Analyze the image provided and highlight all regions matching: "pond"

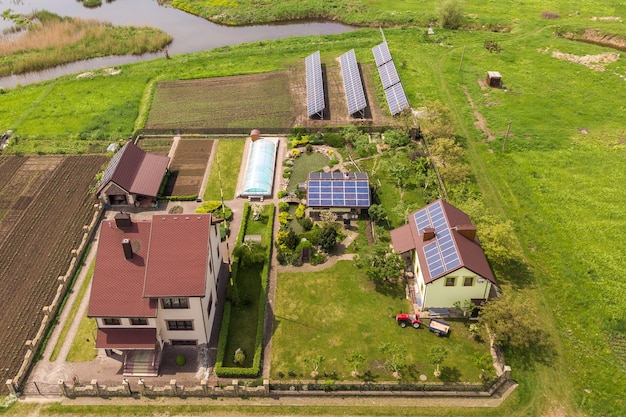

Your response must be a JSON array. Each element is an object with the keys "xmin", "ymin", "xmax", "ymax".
[{"xmin": 0, "ymin": 0, "xmax": 354, "ymax": 87}]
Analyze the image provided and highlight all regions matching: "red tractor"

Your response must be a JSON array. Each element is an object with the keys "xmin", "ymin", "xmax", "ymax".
[{"xmin": 395, "ymin": 313, "xmax": 421, "ymax": 329}]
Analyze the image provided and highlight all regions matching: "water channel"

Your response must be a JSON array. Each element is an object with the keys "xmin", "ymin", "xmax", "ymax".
[{"xmin": 0, "ymin": 0, "xmax": 354, "ymax": 88}]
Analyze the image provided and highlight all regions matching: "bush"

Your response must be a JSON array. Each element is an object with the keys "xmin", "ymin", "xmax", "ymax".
[
  {"xmin": 306, "ymin": 143, "xmax": 313, "ymax": 153},
  {"xmin": 196, "ymin": 201, "xmax": 233, "ymax": 220},
  {"xmin": 282, "ymin": 170, "xmax": 291, "ymax": 179},
  {"xmin": 295, "ymin": 203, "xmax": 305, "ymax": 219},
  {"xmin": 277, "ymin": 190, "xmax": 288, "ymax": 199},
  {"xmin": 299, "ymin": 216, "xmax": 314, "ymax": 231},
  {"xmin": 323, "ymin": 133, "xmax": 345, "ymax": 148},
  {"xmin": 438, "ymin": 0, "xmax": 464, "ymax": 29},
  {"xmin": 278, "ymin": 201, "xmax": 290, "ymax": 212},
  {"xmin": 176, "ymin": 355, "xmax": 186, "ymax": 366},
  {"xmin": 383, "ymin": 130, "xmax": 411, "ymax": 148},
  {"xmin": 328, "ymin": 157, "xmax": 339, "ymax": 168}
]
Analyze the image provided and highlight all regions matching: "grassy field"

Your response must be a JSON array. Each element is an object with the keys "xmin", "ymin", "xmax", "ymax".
[
  {"xmin": 203, "ymin": 139, "xmax": 245, "ymax": 201},
  {"xmin": 287, "ymin": 152, "xmax": 329, "ymax": 191},
  {"xmin": 272, "ymin": 261, "xmax": 492, "ymax": 382}
]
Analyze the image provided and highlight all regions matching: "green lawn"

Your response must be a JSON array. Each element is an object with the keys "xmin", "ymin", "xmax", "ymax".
[
  {"xmin": 245, "ymin": 204, "xmax": 273, "ymax": 245},
  {"xmin": 287, "ymin": 152, "xmax": 329, "ymax": 191},
  {"xmin": 272, "ymin": 261, "xmax": 491, "ymax": 382},
  {"xmin": 203, "ymin": 139, "xmax": 245, "ymax": 201},
  {"xmin": 66, "ymin": 313, "xmax": 97, "ymax": 363}
]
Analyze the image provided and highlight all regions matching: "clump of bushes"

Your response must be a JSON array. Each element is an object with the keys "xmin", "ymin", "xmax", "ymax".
[
  {"xmin": 176, "ymin": 355, "xmax": 186, "ymax": 366},
  {"xmin": 196, "ymin": 201, "xmax": 233, "ymax": 220}
]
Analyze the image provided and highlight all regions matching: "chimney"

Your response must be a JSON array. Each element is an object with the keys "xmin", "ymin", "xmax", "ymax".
[
  {"xmin": 122, "ymin": 238, "xmax": 133, "ymax": 260},
  {"xmin": 422, "ymin": 227, "xmax": 435, "ymax": 241},
  {"xmin": 114, "ymin": 212, "xmax": 132, "ymax": 228},
  {"xmin": 456, "ymin": 224, "xmax": 477, "ymax": 240}
]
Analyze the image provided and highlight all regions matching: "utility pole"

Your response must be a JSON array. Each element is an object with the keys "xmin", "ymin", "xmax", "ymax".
[{"xmin": 502, "ymin": 120, "xmax": 512, "ymax": 152}]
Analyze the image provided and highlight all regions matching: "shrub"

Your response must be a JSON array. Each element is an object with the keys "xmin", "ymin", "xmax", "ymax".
[
  {"xmin": 323, "ymin": 133, "xmax": 345, "ymax": 148},
  {"xmin": 277, "ymin": 190, "xmax": 288, "ymax": 199},
  {"xmin": 328, "ymin": 158, "xmax": 339, "ymax": 168},
  {"xmin": 176, "ymin": 355, "xmax": 186, "ymax": 366},
  {"xmin": 295, "ymin": 203, "xmax": 305, "ymax": 219},
  {"xmin": 278, "ymin": 201, "xmax": 290, "ymax": 212},
  {"xmin": 196, "ymin": 201, "xmax": 233, "ymax": 220},
  {"xmin": 299, "ymin": 216, "xmax": 314, "ymax": 231},
  {"xmin": 292, "ymin": 149, "xmax": 301, "ymax": 158},
  {"xmin": 383, "ymin": 130, "xmax": 411, "ymax": 148},
  {"xmin": 284, "ymin": 159, "xmax": 294, "ymax": 167},
  {"xmin": 282, "ymin": 170, "xmax": 291, "ymax": 179},
  {"xmin": 438, "ymin": 0, "xmax": 464, "ymax": 29},
  {"xmin": 306, "ymin": 143, "xmax": 313, "ymax": 153}
]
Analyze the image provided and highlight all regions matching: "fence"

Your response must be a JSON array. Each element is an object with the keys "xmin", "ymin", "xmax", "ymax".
[
  {"xmin": 42, "ymin": 367, "xmax": 511, "ymax": 400},
  {"xmin": 5, "ymin": 204, "xmax": 104, "ymax": 396}
]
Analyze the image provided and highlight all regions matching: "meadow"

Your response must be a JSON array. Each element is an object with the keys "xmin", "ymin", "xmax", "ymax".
[{"xmin": 1, "ymin": 1, "xmax": 626, "ymax": 414}]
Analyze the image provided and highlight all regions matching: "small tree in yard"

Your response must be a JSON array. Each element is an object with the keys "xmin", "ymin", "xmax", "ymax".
[
  {"xmin": 478, "ymin": 291, "xmax": 544, "ymax": 350},
  {"xmin": 251, "ymin": 202, "xmax": 264, "ymax": 220},
  {"xmin": 319, "ymin": 225, "xmax": 338, "ymax": 253},
  {"xmin": 347, "ymin": 351, "xmax": 365, "ymax": 377},
  {"xmin": 368, "ymin": 204, "xmax": 386, "ymax": 224},
  {"xmin": 428, "ymin": 345, "xmax": 448, "ymax": 377},
  {"xmin": 233, "ymin": 241, "xmax": 265, "ymax": 266},
  {"xmin": 304, "ymin": 355, "xmax": 325, "ymax": 378},
  {"xmin": 379, "ymin": 342, "xmax": 406, "ymax": 379},
  {"xmin": 355, "ymin": 244, "xmax": 405, "ymax": 284}
]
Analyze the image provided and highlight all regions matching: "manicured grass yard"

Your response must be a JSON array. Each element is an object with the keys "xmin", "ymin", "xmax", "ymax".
[
  {"xmin": 203, "ymin": 138, "xmax": 245, "ymax": 201},
  {"xmin": 287, "ymin": 152, "xmax": 329, "ymax": 191},
  {"xmin": 272, "ymin": 261, "xmax": 491, "ymax": 382},
  {"xmin": 66, "ymin": 313, "xmax": 97, "ymax": 363}
]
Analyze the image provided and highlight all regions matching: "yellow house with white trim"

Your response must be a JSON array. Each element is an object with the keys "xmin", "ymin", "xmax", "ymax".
[{"xmin": 390, "ymin": 199, "xmax": 497, "ymax": 311}]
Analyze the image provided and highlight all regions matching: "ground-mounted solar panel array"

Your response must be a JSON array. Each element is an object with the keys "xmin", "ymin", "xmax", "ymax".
[
  {"xmin": 371, "ymin": 42, "xmax": 410, "ymax": 115},
  {"xmin": 339, "ymin": 49, "xmax": 367, "ymax": 117},
  {"xmin": 413, "ymin": 200, "xmax": 461, "ymax": 278},
  {"xmin": 307, "ymin": 172, "xmax": 371, "ymax": 208},
  {"xmin": 305, "ymin": 50, "xmax": 325, "ymax": 118}
]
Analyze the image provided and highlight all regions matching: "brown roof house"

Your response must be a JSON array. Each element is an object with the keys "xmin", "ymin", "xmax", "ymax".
[
  {"xmin": 390, "ymin": 199, "xmax": 497, "ymax": 311},
  {"xmin": 96, "ymin": 141, "xmax": 170, "ymax": 207},
  {"xmin": 88, "ymin": 212, "xmax": 223, "ymax": 376}
]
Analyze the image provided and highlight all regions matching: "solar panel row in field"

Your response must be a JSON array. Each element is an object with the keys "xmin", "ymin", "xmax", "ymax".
[
  {"xmin": 371, "ymin": 42, "xmax": 410, "ymax": 115},
  {"xmin": 339, "ymin": 49, "xmax": 367, "ymax": 116},
  {"xmin": 305, "ymin": 50, "xmax": 325, "ymax": 118}
]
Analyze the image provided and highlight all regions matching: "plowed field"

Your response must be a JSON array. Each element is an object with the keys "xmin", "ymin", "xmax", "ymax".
[
  {"xmin": 164, "ymin": 139, "xmax": 213, "ymax": 197},
  {"xmin": 0, "ymin": 155, "xmax": 107, "ymax": 394}
]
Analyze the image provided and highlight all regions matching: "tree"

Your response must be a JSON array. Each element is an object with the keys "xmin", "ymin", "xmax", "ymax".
[
  {"xmin": 251, "ymin": 202, "xmax": 264, "ymax": 220},
  {"xmin": 355, "ymin": 244, "xmax": 405, "ymax": 284},
  {"xmin": 347, "ymin": 351, "xmax": 365, "ymax": 377},
  {"xmin": 418, "ymin": 100, "xmax": 456, "ymax": 139},
  {"xmin": 368, "ymin": 204, "xmax": 386, "ymax": 224},
  {"xmin": 379, "ymin": 342, "xmax": 406, "ymax": 378},
  {"xmin": 478, "ymin": 291, "xmax": 544, "ymax": 350},
  {"xmin": 319, "ymin": 210, "xmax": 337, "ymax": 223},
  {"xmin": 438, "ymin": 0, "xmax": 464, "ymax": 30},
  {"xmin": 429, "ymin": 137, "xmax": 464, "ymax": 168},
  {"xmin": 233, "ymin": 241, "xmax": 265, "ymax": 266},
  {"xmin": 278, "ymin": 211, "xmax": 293, "ymax": 228},
  {"xmin": 319, "ymin": 225, "xmax": 338, "ymax": 253},
  {"xmin": 388, "ymin": 161, "xmax": 411, "ymax": 199},
  {"xmin": 428, "ymin": 345, "xmax": 448, "ymax": 377},
  {"xmin": 304, "ymin": 355, "xmax": 325, "ymax": 378}
]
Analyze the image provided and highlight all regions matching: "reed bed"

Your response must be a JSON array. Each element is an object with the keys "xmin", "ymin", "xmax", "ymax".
[{"xmin": 0, "ymin": 14, "xmax": 172, "ymax": 76}]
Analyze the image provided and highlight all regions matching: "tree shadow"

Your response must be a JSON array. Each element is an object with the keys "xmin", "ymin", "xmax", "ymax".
[
  {"xmin": 506, "ymin": 337, "xmax": 557, "ymax": 371},
  {"xmin": 404, "ymin": 363, "xmax": 422, "ymax": 381},
  {"xmin": 360, "ymin": 370, "xmax": 379, "ymax": 383},
  {"xmin": 439, "ymin": 366, "xmax": 461, "ymax": 383},
  {"xmin": 373, "ymin": 280, "xmax": 406, "ymax": 299},
  {"xmin": 494, "ymin": 257, "xmax": 535, "ymax": 290}
]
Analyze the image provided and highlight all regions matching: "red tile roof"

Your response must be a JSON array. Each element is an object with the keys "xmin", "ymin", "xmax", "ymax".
[
  {"xmin": 97, "ymin": 142, "xmax": 169, "ymax": 197},
  {"xmin": 89, "ymin": 214, "xmax": 214, "ymax": 317},
  {"xmin": 88, "ymin": 220, "xmax": 158, "ymax": 318},
  {"xmin": 143, "ymin": 215, "xmax": 212, "ymax": 297},
  {"xmin": 390, "ymin": 199, "xmax": 496, "ymax": 285},
  {"xmin": 96, "ymin": 328, "xmax": 156, "ymax": 349}
]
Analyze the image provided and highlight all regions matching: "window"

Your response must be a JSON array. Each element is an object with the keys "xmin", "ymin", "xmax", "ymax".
[
  {"xmin": 207, "ymin": 295, "xmax": 213, "ymax": 316},
  {"xmin": 103, "ymin": 318, "xmax": 121, "ymax": 325},
  {"xmin": 445, "ymin": 277, "xmax": 456, "ymax": 287},
  {"xmin": 130, "ymin": 318, "xmax": 148, "ymax": 325},
  {"xmin": 463, "ymin": 277, "xmax": 475, "ymax": 287},
  {"xmin": 171, "ymin": 340, "xmax": 197, "ymax": 346},
  {"xmin": 161, "ymin": 298, "xmax": 189, "ymax": 309},
  {"xmin": 166, "ymin": 320, "xmax": 193, "ymax": 331}
]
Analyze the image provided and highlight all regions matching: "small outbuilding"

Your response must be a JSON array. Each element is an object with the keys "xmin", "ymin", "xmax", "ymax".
[{"xmin": 486, "ymin": 71, "xmax": 502, "ymax": 88}]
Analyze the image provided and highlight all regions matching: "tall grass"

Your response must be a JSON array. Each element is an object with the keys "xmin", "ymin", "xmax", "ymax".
[{"xmin": 0, "ymin": 12, "xmax": 172, "ymax": 76}]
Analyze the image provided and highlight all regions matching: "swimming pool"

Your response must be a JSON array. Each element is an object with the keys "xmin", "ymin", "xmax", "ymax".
[{"xmin": 240, "ymin": 138, "xmax": 278, "ymax": 197}]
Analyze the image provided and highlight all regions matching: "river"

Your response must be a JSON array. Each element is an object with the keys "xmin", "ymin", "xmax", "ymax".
[{"xmin": 0, "ymin": 0, "xmax": 354, "ymax": 88}]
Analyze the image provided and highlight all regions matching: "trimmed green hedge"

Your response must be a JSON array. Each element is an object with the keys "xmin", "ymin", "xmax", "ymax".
[
  {"xmin": 160, "ymin": 194, "xmax": 198, "ymax": 201},
  {"xmin": 215, "ymin": 203, "xmax": 274, "ymax": 378}
]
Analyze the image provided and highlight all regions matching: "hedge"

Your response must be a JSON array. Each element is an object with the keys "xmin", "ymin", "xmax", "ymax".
[
  {"xmin": 160, "ymin": 194, "xmax": 198, "ymax": 201},
  {"xmin": 215, "ymin": 203, "xmax": 274, "ymax": 378}
]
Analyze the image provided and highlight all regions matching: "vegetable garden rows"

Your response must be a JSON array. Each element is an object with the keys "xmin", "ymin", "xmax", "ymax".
[{"xmin": 0, "ymin": 155, "xmax": 107, "ymax": 395}]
